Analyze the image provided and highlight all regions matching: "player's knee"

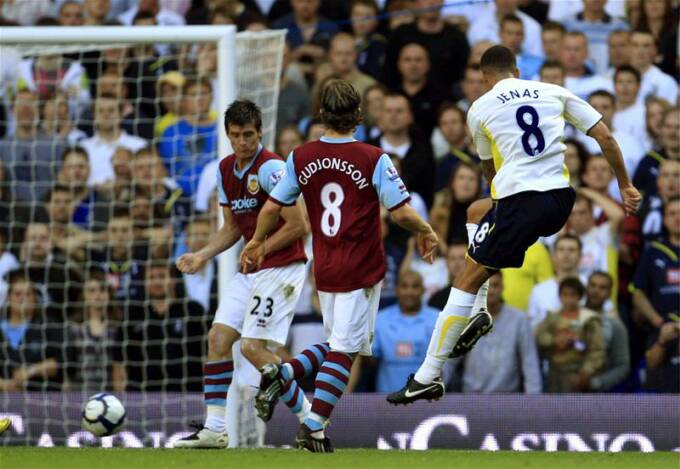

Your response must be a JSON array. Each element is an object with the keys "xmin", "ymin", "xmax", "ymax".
[
  {"xmin": 208, "ymin": 327, "xmax": 232, "ymax": 356},
  {"xmin": 240, "ymin": 339, "xmax": 264, "ymax": 362},
  {"xmin": 467, "ymin": 198, "xmax": 493, "ymax": 224}
]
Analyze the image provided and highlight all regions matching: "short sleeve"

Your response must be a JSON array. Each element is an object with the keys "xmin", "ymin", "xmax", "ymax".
[
  {"xmin": 216, "ymin": 166, "xmax": 228, "ymax": 205},
  {"xmin": 372, "ymin": 153, "xmax": 411, "ymax": 211},
  {"xmin": 258, "ymin": 159, "xmax": 287, "ymax": 195},
  {"xmin": 466, "ymin": 106, "xmax": 492, "ymax": 161},
  {"xmin": 269, "ymin": 151, "xmax": 301, "ymax": 206},
  {"xmin": 561, "ymin": 88, "xmax": 603, "ymax": 134}
]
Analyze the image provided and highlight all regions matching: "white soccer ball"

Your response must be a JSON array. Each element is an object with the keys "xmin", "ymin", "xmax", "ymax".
[{"xmin": 82, "ymin": 393, "xmax": 127, "ymax": 437}]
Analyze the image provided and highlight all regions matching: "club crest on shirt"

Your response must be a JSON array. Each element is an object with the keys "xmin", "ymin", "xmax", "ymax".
[{"xmin": 247, "ymin": 174, "xmax": 260, "ymax": 195}]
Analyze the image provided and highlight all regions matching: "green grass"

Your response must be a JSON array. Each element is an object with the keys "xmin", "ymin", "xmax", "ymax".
[{"xmin": 1, "ymin": 448, "xmax": 678, "ymax": 469}]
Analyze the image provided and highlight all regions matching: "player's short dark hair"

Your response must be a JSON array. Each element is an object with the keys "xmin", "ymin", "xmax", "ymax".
[
  {"xmin": 588, "ymin": 89, "xmax": 616, "ymax": 106},
  {"xmin": 224, "ymin": 99, "xmax": 263, "ymax": 133},
  {"xmin": 319, "ymin": 79, "xmax": 363, "ymax": 133},
  {"xmin": 542, "ymin": 20, "xmax": 566, "ymax": 34},
  {"xmin": 500, "ymin": 14, "xmax": 523, "ymax": 29},
  {"xmin": 436, "ymin": 102, "xmax": 465, "ymax": 125},
  {"xmin": 554, "ymin": 233, "xmax": 582, "ymax": 253},
  {"xmin": 614, "ymin": 64, "xmax": 641, "ymax": 84},
  {"xmin": 559, "ymin": 277, "xmax": 585, "ymax": 297},
  {"xmin": 480, "ymin": 45, "xmax": 517, "ymax": 74},
  {"xmin": 61, "ymin": 146, "xmax": 88, "ymax": 162},
  {"xmin": 588, "ymin": 270, "xmax": 613, "ymax": 289}
]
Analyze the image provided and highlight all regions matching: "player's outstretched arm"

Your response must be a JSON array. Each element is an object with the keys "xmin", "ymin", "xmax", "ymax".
[
  {"xmin": 587, "ymin": 121, "xmax": 641, "ymax": 214},
  {"xmin": 241, "ymin": 199, "xmax": 284, "ymax": 270},
  {"xmin": 390, "ymin": 204, "xmax": 439, "ymax": 263},
  {"xmin": 176, "ymin": 206, "xmax": 242, "ymax": 274}
]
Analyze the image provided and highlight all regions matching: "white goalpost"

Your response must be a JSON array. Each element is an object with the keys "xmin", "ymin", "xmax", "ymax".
[{"xmin": 0, "ymin": 25, "xmax": 285, "ymax": 446}]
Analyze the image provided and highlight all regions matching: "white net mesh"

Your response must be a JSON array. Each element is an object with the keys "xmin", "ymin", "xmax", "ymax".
[{"xmin": 0, "ymin": 27, "xmax": 285, "ymax": 446}]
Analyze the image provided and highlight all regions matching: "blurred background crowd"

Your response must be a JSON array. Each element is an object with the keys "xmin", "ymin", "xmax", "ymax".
[{"xmin": 0, "ymin": 0, "xmax": 678, "ymax": 396}]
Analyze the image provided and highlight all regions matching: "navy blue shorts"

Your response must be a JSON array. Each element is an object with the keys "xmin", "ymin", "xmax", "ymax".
[{"xmin": 468, "ymin": 187, "xmax": 576, "ymax": 270}]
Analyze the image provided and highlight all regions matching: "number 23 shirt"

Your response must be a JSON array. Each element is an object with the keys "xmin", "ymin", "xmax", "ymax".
[{"xmin": 467, "ymin": 77, "xmax": 602, "ymax": 200}]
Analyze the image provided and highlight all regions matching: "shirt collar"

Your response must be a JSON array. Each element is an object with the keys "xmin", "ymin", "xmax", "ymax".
[{"xmin": 320, "ymin": 136, "xmax": 356, "ymax": 144}]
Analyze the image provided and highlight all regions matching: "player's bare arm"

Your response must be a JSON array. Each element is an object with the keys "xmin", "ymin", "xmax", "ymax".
[
  {"xmin": 241, "ymin": 199, "xmax": 282, "ymax": 269},
  {"xmin": 481, "ymin": 160, "xmax": 496, "ymax": 188},
  {"xmin": 176, "ymin": 206, "xmax": 242, "ymax": 274},
  {"xmin": 587, "ymin": 120, "xmax": 641, "ymax": 214},
  {"xmin": 390, "ymin": 204, "xmax": 439, "ymax": 263},
  {"xmin": 241, "ymin": 199, "xmax": 308, "ymax": 272}
]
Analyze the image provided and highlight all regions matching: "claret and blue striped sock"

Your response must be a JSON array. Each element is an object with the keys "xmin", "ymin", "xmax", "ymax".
[
  {"xmin": 280, "ymin": 379, "xmax": 311, "ymax": 423},
  {"xmin": 303, "ymin": 350, "xmax": 353, "ymax": 437},
  {"xmin": 280, "ymin": 342, "xmax": 330, "ymax": 382},
  {"xmin": 203, "ymin": 360, "xmax": 233, "ymax": 432}
]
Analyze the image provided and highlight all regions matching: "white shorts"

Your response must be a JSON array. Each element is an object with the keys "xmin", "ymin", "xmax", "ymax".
[
  {"xmin": 214, "ymin": 262, "xmax": 306, "ymax": 346},
  {"xmin": 318, "ymin": 282, "xmax": 382, "ymax": 356}
]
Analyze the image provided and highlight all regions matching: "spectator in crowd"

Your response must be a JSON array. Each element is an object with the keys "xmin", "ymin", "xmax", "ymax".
[
  {"xmin": 45, "ymin": 183, "xmax": 93, "ymax": 263},
  {"xmin": 612, "ymin": 65, "xmax": 647, "ymax": 144},
  {"xmin": 528, "ymin": 234, "xmax": 584, "ymax": 329},
  {"xmin": 561, "ymin": 31, "xmax": 613, "ymax": 100},
  {"xmin": 606, "ymin": 30, "xmax": 631, "ymax": 76},
  {"xmin": 568, "ymin": 190, "xmax": 624, "ymax": 283},
  {"xmin": 159, "ymin": 78, "xmax": 217, "ymax": 198},
  {"xmin": 643, "ymin": 96, "xmax": 672, "ymax": 152},
  {"xmin": 435, "ymin": 103, "xmax": 479, "ymax": 191},
  {"xmin": 632, "ymin": 197, "xmax": 680, "ymax": 330},
  {"xmin": 275, "ymin": 125, "xmax": 303, "ymax": 160},
  {"xmin": 638, "ymin": 159, "xmax": 680, "ymax": 241},
  {"xmin": 328, "ymin": 33, "xmax": 376, "ymax": 103},
  {"xmin": 0, "ymin": 271, "xmax": 64, "ymax": 391},
  {"xmin": 394, "ymin": 42, "xmax": 450, "ymax": 139},
  {"xmin": 379, "ymin": 207, "xmax": 407, "ymax": 309},
  {"xmin": 385, "ymin": 0, "xmax": 415, "ymax": 31},
  {"xmin": 634, "ymin": 0, "xmax": 678, "ymax": 77},
  {"xmin": 155, "ymin": 71, "xmax": 185, "ymax": 139},
  {"xmin": 428, "ymin": 242, "xmax": 467, "ymax": 310},
  {"xmin": 65, "ymin": 269, "xmax": 119, "ymax": 392},
  {"xmin": 383, "ymin": 0, "xmax": 470, "ymax": 93},
  {"xmin": 181, "ymin": 217, "xmax": 216, "ymax": 313},
  {"xmin": 539, "ymin": 60, "xmax": 566, "ymax": 86},
  {"xmin": 0, "ymin": 228, "xmax": 19, "ymax": 305},
  {"xmin": 468, "ymin": 0, "xmax": 543, "ymax": 58},
  {"xmin": 634, "ymin": 107, "xmax": 679, "ymax": 199},
  {"xmin": 58, "ymin": 1, "xmax": 85, "ymax": 26},
  {"xmin": 561, "ymin": 0, "xmax": 629, "ymax": 74},
  {"xmin": 80, "ymin": 93, "xmax": 146, "ymax": 187},
  {"xmin": 372, "ymin": 270, "xmax": 438, "ymax": 393},
  {"xmin": 0, "ymin": 89, "xmax": 65, "ymax": 203},
  {"xmin": 564, "ymin": 138, "xmax": 589, "ymax": 188},
  {"xmin": 501, "ymin": 239, "xmax": 554, "ymax": 313},
  {"xmin": 399, "ymin": 233, "xmax": 448, "ymax": 303},
  {"xmin": 430, "ymin": 162, "xmax": 482, "ymax": 245},
  {"xmin": 96, "ymin": 69, "xmax": 154, "ymax": 140},
  {"xmin": 645, "ymin": 321, "xmax": 680, "ymax": 393},
  {"xmin": 272, "ymin": 0, "xmax": 338, "ymax": 69},
  {"xmin": 113, "ymin": 259, "xmax": 205, "ymax": 392},
  {"xmin": 630, "ymin": 30, "xmax": 678, "ymax": 106},
  {"xmin": 457, "ymin": 64, "xmax": 485, "ymax": 112},
  {"xmin": 535, "ymin": 277, "xmax": 606, "ymax": 393},
  {"xmin": 277, "ymin": 42, "xmax": 310, "ymax": 132},
  {"xmin": 19, "ymin": 221, "xmax": 81, "ymax": 319},
  {"xmin": 455, "ymin": 272, "xmax": 541, "ymax": 393},
  {"xmin": 360, "ymin": 83, "xmax": 386, "ymax": 141},
  {"xmin": 84, "ymin": 0, "xmax": 111, "ymax": 25},
  {"xmin": 541, "ymin": 20, "xmax": 566, "ymax": 62},
  {"xmin": 369, "ymin": 91, "xmax": 436, "ymax": 207},
  {"xmin": 118, "ymin": 0, "xmax": 185, "ymax": 26},
  {"xmin": 89, "ymin": 208, "xmax": 147, "ymax": 303},
  {"xmin": 350, "ymin": 0, "xmax": 387, "ymax": 80},
  {"xmin": 499, "ymin": 14, "xmax": 543, "ymax": 80},
  {"xmin": 40, "ymin": 92, "xmax": 86, "ymax": 146},
  {"xmin": 468, "ymin": 40, "xmax": 494, "ymax": 67},
  {"xmin": 584, "ymin": 271, "xmax": 631, "ymax": 392}
]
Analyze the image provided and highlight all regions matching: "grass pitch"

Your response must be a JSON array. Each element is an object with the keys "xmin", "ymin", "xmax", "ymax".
[{"xmin": 1, "ymin": 448, "xmax": 678, "ymax": 469}]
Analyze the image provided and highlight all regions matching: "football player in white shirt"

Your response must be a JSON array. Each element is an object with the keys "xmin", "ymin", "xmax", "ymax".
[{"xmin": 388, "ymin": 45, "xmax": 641, "ymax": 405}]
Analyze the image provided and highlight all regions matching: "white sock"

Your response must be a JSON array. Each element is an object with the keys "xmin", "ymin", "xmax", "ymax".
[
  {"xmin": 414, "ymin": 288, "xmax": 476, "ymax": 384},
  {"xmin": 466, "ymin": 222, "xmax": 489, "ymax": 315},
  {"xmin": 205, "ymin": 404, "xmax": 226, "ymax": 433},
  {"xmin": 297, "ymin": 397, "xmax": 312, "ymax": 424}
]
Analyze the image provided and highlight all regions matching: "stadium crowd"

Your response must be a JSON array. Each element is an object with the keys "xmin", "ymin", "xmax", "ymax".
[{"xmin": 0, "ymin": 0, "xmax": 678, "ymax": 396}]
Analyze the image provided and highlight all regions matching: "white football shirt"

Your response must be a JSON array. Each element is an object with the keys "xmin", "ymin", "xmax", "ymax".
[{"xmin": 467, "ymin": 78, "xmax": 602, "ymax": 199}]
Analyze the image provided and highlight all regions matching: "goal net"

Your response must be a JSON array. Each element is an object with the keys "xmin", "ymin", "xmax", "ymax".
[{"xmin": 0, "ymin": 26, "xmax": 285, "ymax": 447}]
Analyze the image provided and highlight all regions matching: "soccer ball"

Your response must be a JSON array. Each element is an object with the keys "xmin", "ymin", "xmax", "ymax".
[{"xmin": 82, "ymin": 393, "xmax": 126, "ymax": 437}]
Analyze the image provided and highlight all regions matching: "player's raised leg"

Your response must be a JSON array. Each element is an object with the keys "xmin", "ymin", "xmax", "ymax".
[{"xmin": 174, "ymin": 322, "xmax": 238, "ymax": 448}]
